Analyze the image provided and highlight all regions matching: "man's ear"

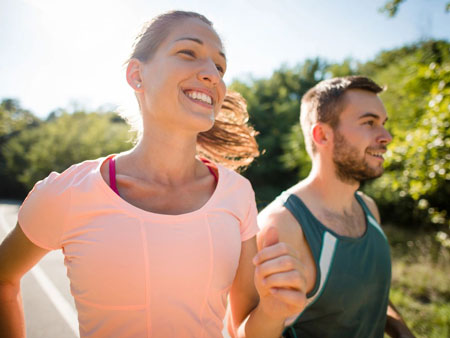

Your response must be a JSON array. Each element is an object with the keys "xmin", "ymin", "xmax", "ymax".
[
  {"xmin": 126, "ymin": 58, "xmax": 144, "ymax": 92},
  {"xmin": 311, "ymin": 123, "xmax": 333, "ymax": 149}
]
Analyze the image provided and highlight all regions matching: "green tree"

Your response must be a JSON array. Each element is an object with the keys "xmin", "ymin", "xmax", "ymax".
[
  {"xmin": 3, "ymin": 111, "xmax": 134, "ymax": 193},
  {"xmin": 230, "ymin": 59, "xmax": 328, "ymax": 206},
  {"xmin": 360, "ymin": 40, "xmax": 449, "ymax": 230},
  {"xmin": 380, "ymin": 0, "xmax": 407, "ymax": 16},
  {"xmin": 380, "ymin": 0, "xmax": 450, "ymax": 17},
  {"xmin": 0, "ymin": 99, "xmax": 40, "ymax": 141},
  {"xmin": 0, "ymin": 99, "xmax": 41, "ymax": 197}
]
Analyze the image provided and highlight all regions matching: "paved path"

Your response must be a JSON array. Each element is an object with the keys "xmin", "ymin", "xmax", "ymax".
[{"xmin": 0, "ymin": 201, "xmax": 232, "ymax": 337}]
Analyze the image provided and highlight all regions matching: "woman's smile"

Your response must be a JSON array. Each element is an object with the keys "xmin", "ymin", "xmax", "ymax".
[{"xmin": 184, "ymin": 89, "xmax": 214, "ymax": 107}]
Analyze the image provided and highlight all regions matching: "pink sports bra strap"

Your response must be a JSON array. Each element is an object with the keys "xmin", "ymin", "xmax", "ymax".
[
  {"xmin": 108, "ymin": 156, "xmax": 120, "ymax": 196},
  {"xmin": 207, "ymin": 166, "xmax": 218, "ymax": 182},
  {"xmin": 201, "ymin": 158, "xmax": 218, "ymax": 183},
  {"xmin": 108, "ymin": 156, "xmax": 217, "ymax": 196}
]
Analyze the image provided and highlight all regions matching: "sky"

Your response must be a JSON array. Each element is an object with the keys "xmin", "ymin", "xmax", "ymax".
[{"xmin": 0, "ymin": 0, "xmax": 449, "ymax": 118}]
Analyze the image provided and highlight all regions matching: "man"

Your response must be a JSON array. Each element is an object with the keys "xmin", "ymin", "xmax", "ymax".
[{"xmin": 256, "ymin": 76, "xmax": 414, "ymax": 337}]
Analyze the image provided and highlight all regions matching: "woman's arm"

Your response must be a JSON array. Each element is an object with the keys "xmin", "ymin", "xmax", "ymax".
[
  {"xmin": 227, "ymin": 236, "xmax": 259, "ymax": 337},
  {"xmin": 228, "ymin": 228, "xmax": 306, "ymax": 338},
  {"xmin": 0, "ymin": 223, "xmax": 50, "ymax": 338}
]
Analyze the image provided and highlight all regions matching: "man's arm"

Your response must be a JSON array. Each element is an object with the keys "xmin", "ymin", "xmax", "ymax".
[
  {"xmin": 385, "ymin": 300, "xmax": 415, "ymax": 338},
  {"xmin": 358, "ymin": 193, "xmax": 415, "ymax": 338}
]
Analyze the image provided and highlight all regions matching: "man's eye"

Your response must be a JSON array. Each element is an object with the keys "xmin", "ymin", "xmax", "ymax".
[
  {"xmin": 179, "ymin": 50, "xmax": 195, "ymax": 57},
  {"xmin": 364, "ymin": 121, "xmax": 374, "ymax": 126}
]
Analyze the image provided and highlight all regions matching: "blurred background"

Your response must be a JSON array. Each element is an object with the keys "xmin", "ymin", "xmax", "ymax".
[{"xmin": 1, "ymin": 0, "xmax": 449, "ymax": 337}]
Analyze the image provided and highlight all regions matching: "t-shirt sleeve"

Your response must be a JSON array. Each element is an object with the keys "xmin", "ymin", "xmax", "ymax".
[
  {"xmin": 240, "ymin": 181, "xmax": 259, "ymax": 242},
  {"xmin": 18, "ymin": 171, "xmax": 71, "ymax": 250}
]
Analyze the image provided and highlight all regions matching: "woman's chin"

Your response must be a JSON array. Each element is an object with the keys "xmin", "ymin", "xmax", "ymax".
[{"xmin": 191, "ymin": 111, "xmax": 216, "ymax": 132}]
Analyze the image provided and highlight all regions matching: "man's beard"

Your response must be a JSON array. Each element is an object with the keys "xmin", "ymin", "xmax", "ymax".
[{"xmin": 332, "ymin": 130, "xmax": 385, "ymax": 184}]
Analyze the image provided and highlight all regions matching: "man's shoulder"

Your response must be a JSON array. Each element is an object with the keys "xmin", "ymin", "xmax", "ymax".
[
  {"xmin": 257, "ymin": 192, "xmax": 306, "ymax": 247},
  {"xmin": 258, "ymin": 198, "xmax": 292, "ymax": 228},
  {"xmin": 356, "ymin": 191, "xmax": 381, "ymax": 222}
]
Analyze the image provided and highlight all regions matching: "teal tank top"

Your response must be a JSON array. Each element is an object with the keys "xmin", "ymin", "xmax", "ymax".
[{"xmin": 281, "ymin": 192, "xmax": 391, "ymax": 338}]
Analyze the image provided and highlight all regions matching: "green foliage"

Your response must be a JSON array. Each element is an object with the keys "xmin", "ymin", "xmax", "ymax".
[
  {"xmin": 362, "ymin": 41, "xmax": 450, "ymax": 229},
  {"xmin": 0, "ymin": 99, "xmax": 41, "ymax": 197},
  {"xmin": 0, "ymin": 99, "xmax": 40, "ymax": 140},
  {"xmin": 325, "ymin": 58, "xmax": 357, "ymax": 78},
  {"xmin": 385, "ymin": 226, "xmax": 450, "ymax": 337},
  {"xmin": 380, "ymin": 0, "xmax": 450, "ymax": 17},
  {"xmin": 280, "ymin": 124, "xmax": 311, "ymax": 179},
  {"xmin": 230, "ymin": 59, "xmax": 327, "ymax": 206},
  {"xmin": 379, "ymin": 0, "xmax": 406, "ymax": 17},
  {"xmin": 2, "ymin": 111, "xmax": 134, "ymax": 192}
]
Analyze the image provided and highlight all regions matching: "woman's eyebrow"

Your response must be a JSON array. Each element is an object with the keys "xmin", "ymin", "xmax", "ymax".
[
  {"xmin": 176, "ymin": 36, "xmax": 203, "ymax": 44},
  {"xmin": 174, "ymin": 37, "xmax": 226, "ymax": 61}
]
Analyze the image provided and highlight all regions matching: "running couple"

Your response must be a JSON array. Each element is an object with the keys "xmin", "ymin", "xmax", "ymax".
[{"xmin": 0, "ymin": 10, "xmax": 414, "ymax": 338}]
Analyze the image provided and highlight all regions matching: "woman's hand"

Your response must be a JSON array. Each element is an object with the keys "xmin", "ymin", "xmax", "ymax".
[{"xmin": 253, "ymin": 227, "xmax": 307, "ymax": 321}]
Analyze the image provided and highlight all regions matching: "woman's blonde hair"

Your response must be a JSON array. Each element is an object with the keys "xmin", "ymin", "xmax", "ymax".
[{"xmin": 122, "ymin": 10, "xmax": 259, "ymax": 170}]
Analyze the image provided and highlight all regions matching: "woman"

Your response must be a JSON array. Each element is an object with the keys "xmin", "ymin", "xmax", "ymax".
[{"xmin": 0, "ymin": 11, "xmax": 305, "ymax": 338}]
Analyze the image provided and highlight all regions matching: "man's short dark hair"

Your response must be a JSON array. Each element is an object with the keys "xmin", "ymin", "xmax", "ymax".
[{"xmin": 300, "ymin": 76, "xmax": 383, "ymax": 156}]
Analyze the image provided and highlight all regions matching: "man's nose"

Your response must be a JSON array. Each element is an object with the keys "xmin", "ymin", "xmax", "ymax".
[{"xmin": 378, "ymin": 127, "xmax": 392, "ymax": 145}]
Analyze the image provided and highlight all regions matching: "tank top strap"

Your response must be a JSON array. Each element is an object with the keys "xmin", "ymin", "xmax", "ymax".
[
  {"xmin": 280, "ymin": 192, "xmax": 331, "ymax": 298},
  {"xmin": 281, "ymin": 192, "xmax": 339, "ymax": 328},
  {"xmin": 354, "ymin": 192, "xmax": 387, "ymax": 240},
  {"xmin": 281, "ymin": 193, "xmax": 325, "ymax": 258},
  {"xmin": 354, "ymin": 192, "xmax": 373, "ymax": 217}
]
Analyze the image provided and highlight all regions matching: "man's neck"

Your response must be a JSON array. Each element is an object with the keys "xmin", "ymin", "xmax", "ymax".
[{"xmin": 293, "ymin": 161, "xmax": 360, "ymax": 216}]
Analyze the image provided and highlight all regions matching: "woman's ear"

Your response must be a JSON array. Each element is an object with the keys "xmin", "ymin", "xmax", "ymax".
[{"xmin": 126, "ymin": 59, "xmax": 144, "ymax": 92}]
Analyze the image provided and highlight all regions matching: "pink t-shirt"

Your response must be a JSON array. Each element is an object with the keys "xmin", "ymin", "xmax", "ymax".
[{"xmin": 18, "ymin": 156, "xmax": 259, "ymax": 338}]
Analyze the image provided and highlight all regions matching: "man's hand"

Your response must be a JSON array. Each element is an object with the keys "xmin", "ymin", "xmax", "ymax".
[{"xmin": 252, "ymin": 226, "xmax": 307, "ymax": 321}]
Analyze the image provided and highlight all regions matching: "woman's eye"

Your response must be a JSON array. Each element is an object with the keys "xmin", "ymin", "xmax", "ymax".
[
  {"xmin": 179, "ymin": 50, "xmax": 195, "ymax": 57},
  {"xmin": 216, "ymin": 64, "xmax": 224, "ymax": 74}
]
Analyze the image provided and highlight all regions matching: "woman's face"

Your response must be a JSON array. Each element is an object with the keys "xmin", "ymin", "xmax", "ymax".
[{"xmin": 137, "ymin": 18, "xmax": 227, "ymax": 134}]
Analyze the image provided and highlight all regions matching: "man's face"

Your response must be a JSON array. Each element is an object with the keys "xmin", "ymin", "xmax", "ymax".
[{"xmin": 332, "ymin": 89, "xmax": 392, "ymax": 184}]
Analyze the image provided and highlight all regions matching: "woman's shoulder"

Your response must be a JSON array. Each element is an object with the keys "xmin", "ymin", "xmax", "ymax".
[
  {"xmin": 29, "ymin": 156, "xmax": 106, "ymax": 196},
  {"xmin": 215, "ymin": 162, "xmax": 254, "ymax": 192}
]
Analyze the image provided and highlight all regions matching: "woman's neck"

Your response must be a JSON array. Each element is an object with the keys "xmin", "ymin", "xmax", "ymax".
[{"xmin": 117, "ymin": 127, "xmax": 203, "ymax": 186}]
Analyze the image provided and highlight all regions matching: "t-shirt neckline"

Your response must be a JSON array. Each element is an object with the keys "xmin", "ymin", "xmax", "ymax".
[{"xmin": 95, "ymin": 155, "xmax": 223, "ymax": 221}]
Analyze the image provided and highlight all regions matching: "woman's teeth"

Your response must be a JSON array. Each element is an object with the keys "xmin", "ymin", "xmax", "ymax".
[{"xmin": 185, "ymin": 91, "xmax": 212, "ymax": 105}]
